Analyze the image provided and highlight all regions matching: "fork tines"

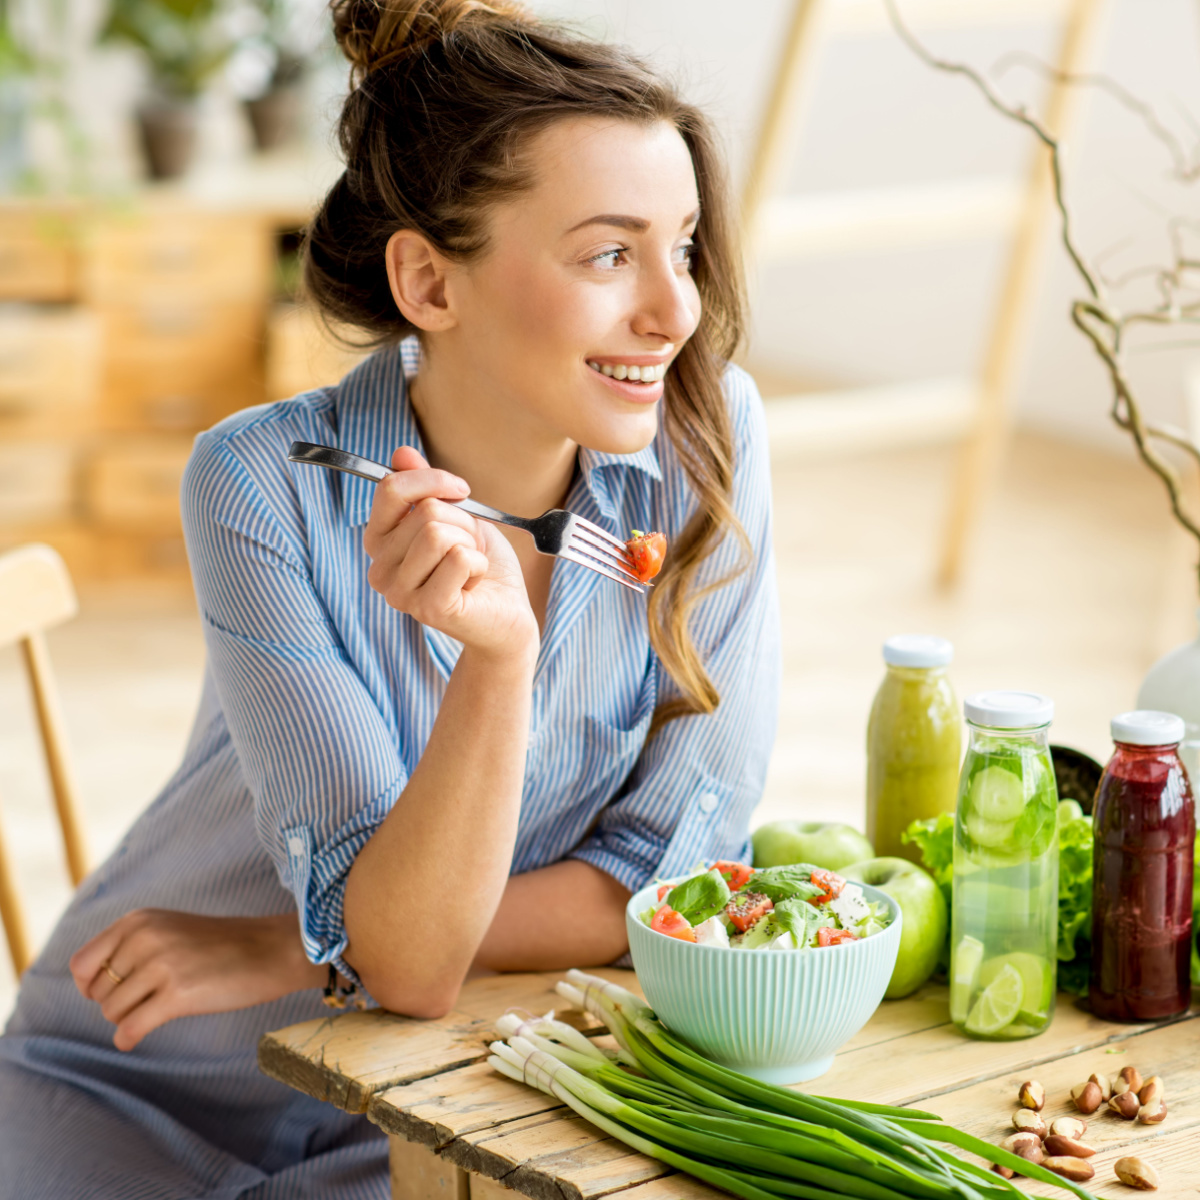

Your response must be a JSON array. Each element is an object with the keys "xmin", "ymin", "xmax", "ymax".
[{"xmin": 561, "ymin": 546, "xmax": 645, "ymax": 593}]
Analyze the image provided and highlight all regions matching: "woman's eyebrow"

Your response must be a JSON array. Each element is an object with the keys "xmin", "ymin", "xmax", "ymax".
[{"xmin": 565, "ymin": 208, "xmax": 701, "ymax": 235}]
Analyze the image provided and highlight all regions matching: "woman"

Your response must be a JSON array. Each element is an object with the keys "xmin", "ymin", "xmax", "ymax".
[{"xmin": 0, "ymin": 1, "xmax": 778, "ymax": 1195}]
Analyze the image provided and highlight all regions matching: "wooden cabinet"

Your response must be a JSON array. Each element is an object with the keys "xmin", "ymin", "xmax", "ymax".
[{"xmin": 0, "ymin": 207, "xmax": 80, "ymax": 302}]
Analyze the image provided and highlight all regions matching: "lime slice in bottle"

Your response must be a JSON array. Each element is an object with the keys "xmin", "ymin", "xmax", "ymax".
[
  {"xmin": 965, "ymin": 963, "xmax": 1024, "ymax": 1036},
  {"xmin": 968, "ymin": 765, "xmax": 1028, "ymax": 822},
  {"xmin": 950, "ymin": 935, "xmax": 985, "ymax": 1024},
  {"xmin": 980, "ymin": 951, "xmax": 1052, "ymax": 1015}
]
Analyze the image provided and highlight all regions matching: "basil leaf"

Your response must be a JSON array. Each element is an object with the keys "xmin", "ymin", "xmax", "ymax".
[
  {"xmin": 667, "ymin": 869, "xmax": 731, "ymax": 925},
  {"xmin": 748, "ymin": 865, "xmax": 824, "ymax": 903}
]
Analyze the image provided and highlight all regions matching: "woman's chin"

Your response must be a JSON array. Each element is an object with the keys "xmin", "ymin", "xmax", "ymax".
[{"xmin": 577, "ymin": 417, "xmax": 659, "ymax": 458}]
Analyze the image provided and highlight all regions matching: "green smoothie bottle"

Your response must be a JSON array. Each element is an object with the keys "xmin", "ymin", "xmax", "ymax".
[
  {"xmin": 866, "ymin": 635, "xmax": 961, "ymax": 861},
  {"xmin": 951, "ymin": 691, "xmax": 1058, "ymax": 1041}
]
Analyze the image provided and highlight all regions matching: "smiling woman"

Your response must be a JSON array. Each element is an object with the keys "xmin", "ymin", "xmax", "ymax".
[{"xmin": 0, "ymin": 3, "xmax": 779, "ymax": 1198}]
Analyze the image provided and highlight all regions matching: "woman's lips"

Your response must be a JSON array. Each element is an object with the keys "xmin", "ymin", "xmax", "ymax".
[{"xmin": 589, "ymin": 371, "xmax": 664, "ymax": 404}]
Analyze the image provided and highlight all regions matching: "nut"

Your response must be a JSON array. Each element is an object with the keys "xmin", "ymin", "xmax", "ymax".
[
  {"xmin": 1109, "ymin": 1090, "xmax": 1141, "ymax": 1119},
  {"xmin": 1117, "ymin": 1066, "xmax": 1143, "ymax": 1095},
  {"xmin": 1043, "ymin": 1156, "xmax": 1096, "ymax": 1182},
  {"xmin": 1072, "ymin": 1080, "xmax": 1103, "ymax": 1114},
  {"xmin": 1049, "ymin": 1116, "xmax": 1088, "ymax": 1139},
  {"xmin": 991, "ymin": 1162, "xmax": 1015, "ymax": 1180},
  {"xmin": 1012, "ymin": 1109, "xmax": 1047, "ymax": 1137},
  {"xmin": 1114, "ymin": 1156, "xmax": 1159, "ymax": 1190},
  {"xmin": 1089, "ymin": 1071, "xmax": 1113, "ymax": 1101},
  {"xmin": 1018, "ymin": 1079, "xmax": 1046, "ymax": 1110},
  {"xmin": 1002, "ymin": 1132, "xmax": 1043, "ymax": 1156},
  {"xmin": 1016, "ymin": 1144, "xmax": 1045, "ymax": 1167},
  {"xmin": 1138, "ymin": 1076, "xmax": 1164, "ymax": 1108},
  {"xmin": 1138, "ymin": 1099, "xmax": 1168, "ymax": 1125},
  {"xmin": 1043, "ymin": 1134, "xmax": 1096, "ymax": 1158}
]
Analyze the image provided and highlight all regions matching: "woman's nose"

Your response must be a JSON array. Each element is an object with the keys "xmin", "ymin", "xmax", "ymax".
[{"xmin": 631, "ymin": 260, "xmax": 699, "ymax": 345}]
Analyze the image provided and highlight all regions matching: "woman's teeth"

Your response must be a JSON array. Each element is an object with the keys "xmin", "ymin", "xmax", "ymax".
[{"xmin": 586, "ymin": 361, "xmax": 668, "ymax": 383}]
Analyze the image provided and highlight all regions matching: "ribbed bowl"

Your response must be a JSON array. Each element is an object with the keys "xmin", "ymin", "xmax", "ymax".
[{"xmin": 626, "ymin": 880, "xmax": 902, "ymax": 1084}]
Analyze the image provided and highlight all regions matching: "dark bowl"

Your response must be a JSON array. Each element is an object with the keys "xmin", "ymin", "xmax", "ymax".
[{"xmin": 1050, "ymin": 744, "xmax": 1104, "ymax": 814}]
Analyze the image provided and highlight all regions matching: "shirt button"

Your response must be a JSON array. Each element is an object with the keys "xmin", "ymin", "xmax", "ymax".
[
  {"xmin": 287, "ymin": 836, "xmax": 305, "ymax": 858},
  {"xmin": 698, "ymin": 792, "xmax": 718, "ymax": 814}
]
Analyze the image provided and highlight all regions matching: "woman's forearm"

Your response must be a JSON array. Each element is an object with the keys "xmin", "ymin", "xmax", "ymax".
[
  {"xmin": 341, "ymin": 640, "xmax": 537, "ymax": 1016},
  {"xmin": 474, "ymin": 859, "xmax": 630, "ymax": 972}
]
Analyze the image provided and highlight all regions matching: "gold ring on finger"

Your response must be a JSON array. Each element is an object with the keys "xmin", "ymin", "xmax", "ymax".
[{"xmin": 102, "ymin": 961, "xmax": 125, "ymax": 986}]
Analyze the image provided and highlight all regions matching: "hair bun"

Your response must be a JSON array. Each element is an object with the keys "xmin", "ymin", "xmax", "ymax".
[{"xmin": 331, "ymin": 0, "xmax": 530, "ymax": 80}]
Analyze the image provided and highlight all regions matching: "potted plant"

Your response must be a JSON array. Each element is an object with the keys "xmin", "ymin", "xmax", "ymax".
[
  {"xmin": 241, "ymin": 0, "xmax": 324, "ymax": 152},
  {"xmin": 0, "ymin": 0, "xmax": 32, "ymax": 191},
  {"xmin": 102, "ymin": 0, "xmax": 240, "ymax": 179}
]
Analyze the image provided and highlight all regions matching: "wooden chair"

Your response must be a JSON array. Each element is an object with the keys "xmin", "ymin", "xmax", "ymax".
[{"xmin": 0, "ymin": 544, "xmax": 89, "ymax": 977}]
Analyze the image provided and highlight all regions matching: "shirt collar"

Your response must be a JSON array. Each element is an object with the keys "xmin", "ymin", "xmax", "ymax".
[{"xmin": 334, "ymin": 338, "xmax": 663, "ymax": 527}]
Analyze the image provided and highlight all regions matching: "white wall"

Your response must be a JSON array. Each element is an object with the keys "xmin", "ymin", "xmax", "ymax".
[{"xmin": 532, "ymin": 0, "xmax": 1200, "ymax": 453}]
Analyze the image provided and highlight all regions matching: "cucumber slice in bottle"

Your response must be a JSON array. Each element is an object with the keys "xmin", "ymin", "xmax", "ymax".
[
  {"xmin": 950, "ymin": 935, "xmax": 985, "ymax": 1024},
  {"xmin": 979, "ymin": 951, "xmax": 1052, "ymax": 1015},
  {"xmin": 965, "ymin": 963, "xmax": 1024, "ymax": 1036},
  {"xmin": 968, "ymin": 764, "xmax": 1028, "ymax": 822}
]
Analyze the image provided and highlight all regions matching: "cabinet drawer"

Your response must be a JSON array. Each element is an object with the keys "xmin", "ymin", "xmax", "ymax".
[
  {"xmin": 100, "ymin": 298, "xmax": 265, "ymax": 364},
  {"xmin": 85, "ymin": 214, "xmax": 273, "ymax": 305},
  {"xmin": 0, "ymin": 210, "xmax": 80, "ymax": 302},
  {"xmin": 85, "ymin": 440, "xmax": 192, "ymax": 531},
  {"xmin": 0, "ymin": 307, "xmax": 100, "ymax": 434},
  {"xmin": 99, "ymin": 358, "xmax": 262, "ymax": 433},
  {"xmin": 266, "ymin": 302, "xmax": 366, "ymax": 401},
  {"xmin": 0, "ymin": 442, "xmax": 76, "ymax": 524}
]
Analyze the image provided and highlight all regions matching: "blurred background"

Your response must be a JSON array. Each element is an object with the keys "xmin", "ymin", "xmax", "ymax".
[{"xmin": 1, "ymin": 0, "xmax": 1199, "ymax": 1011}]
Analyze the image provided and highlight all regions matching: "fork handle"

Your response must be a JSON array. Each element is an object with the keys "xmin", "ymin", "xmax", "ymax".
[{"xmin": 287, "ymin": 442, "xmax": 534, "ymax": 532}]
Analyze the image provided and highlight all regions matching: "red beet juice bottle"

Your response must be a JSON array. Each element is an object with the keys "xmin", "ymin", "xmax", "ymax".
[{"xmin": 1090, "ymin": 710, "xmax": 1195, "ymax": 1022}]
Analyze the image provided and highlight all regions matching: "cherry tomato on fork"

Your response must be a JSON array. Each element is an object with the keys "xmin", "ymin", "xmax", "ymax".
[{"xmin": 626, "ymin": 531, "xmax": 667, "ymax": 583}]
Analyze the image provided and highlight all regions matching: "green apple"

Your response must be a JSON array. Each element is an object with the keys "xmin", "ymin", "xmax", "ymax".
[
  {"xmin": 841, "ymin": 856, "xmax": 947, "ymax": 1000},
  {"xmin": 751, "ymin": 821, "xmax": 874, "ymax": 871}
]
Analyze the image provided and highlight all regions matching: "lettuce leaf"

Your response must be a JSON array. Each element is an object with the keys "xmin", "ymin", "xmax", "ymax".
[
  {"xmin": 666, "ymin": 869, "xmax": 730, "ymax": 925},
  {"xmin": 746, "ymin": 865, "xmax": 824, "ymax": 904},
  {"xmin": 901, "ymin": 813, "xmax": 954, "ymax": 909}
]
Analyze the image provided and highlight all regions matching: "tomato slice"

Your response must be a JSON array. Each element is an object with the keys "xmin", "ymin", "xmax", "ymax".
[
  {"xmin": 725, "ymin": 891, "xmax": 773, "ymax": 933},
  {"xmin": 656, "ymin": 884, "xmax": 672, "ymax": 903},
  {"xmin": 650, "ymin": 905, "xmax": 697, "ymax": 942},
  {"xmin": 808, "ymin": 868, "xmax": 847, "ymax": 907},
  {"xmin": 817, "ymin": 926, "xmax": 858, "ymax": 948},
  {"xmin": 626, "ymin": 531, "xmax": 667, "ymax": 583},
  {"xmin": 712, "ymin": 860, "xmax": 755, "ymax": 891}
]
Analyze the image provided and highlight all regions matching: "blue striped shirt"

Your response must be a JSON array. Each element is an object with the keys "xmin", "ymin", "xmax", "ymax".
[{"xmin": 0, "ymin": 339, "xmax": 778, "ymax": 1196}]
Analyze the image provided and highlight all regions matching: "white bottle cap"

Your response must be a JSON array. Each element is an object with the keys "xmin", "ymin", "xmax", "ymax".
[
  {"xmin": 1111, "ymin": 709, "xmax": 1185, "ymax": 746},
  {"xmin": 964, "ymin": 690, "xmax": 1054, "ymax": 729},
  {"xmin": 882, "ymin": 635, "xmax": 954, "ymax": 668}
]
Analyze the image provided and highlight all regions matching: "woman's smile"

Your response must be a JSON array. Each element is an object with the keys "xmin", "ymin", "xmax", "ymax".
[{"xmin": 585, "ymin": 350, "xmax": 674, "ymax": 404}]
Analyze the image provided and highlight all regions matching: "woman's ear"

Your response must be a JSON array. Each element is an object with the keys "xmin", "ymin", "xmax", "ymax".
[{"xmin": 384, "ymin": 230, "xmax": 458, "ymax": 331}]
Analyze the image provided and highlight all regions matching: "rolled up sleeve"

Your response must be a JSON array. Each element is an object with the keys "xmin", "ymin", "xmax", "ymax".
[
  {"xmin": 570, "ymin": 368, "xmax": 781, "ymax": 892},
  {"xmin": 182, "ymin": 430, "xmax": 407, "ymax": 977}
]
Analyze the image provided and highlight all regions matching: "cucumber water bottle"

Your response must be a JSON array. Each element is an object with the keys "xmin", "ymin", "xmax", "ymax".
[{"xmin": 951, "ymin": 692, "xmax": 1058, "ymax": 1040}]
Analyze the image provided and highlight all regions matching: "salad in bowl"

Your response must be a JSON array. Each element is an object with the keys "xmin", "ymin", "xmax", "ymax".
[{"xmin": 638, "ymin": 860, "xmax": 893, "ymax": 951}]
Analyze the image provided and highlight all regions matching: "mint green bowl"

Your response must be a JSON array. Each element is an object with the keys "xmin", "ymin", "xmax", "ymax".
[{"xmin": 625, "ymin": 880, "xmax": 902, "ymax": 1084}]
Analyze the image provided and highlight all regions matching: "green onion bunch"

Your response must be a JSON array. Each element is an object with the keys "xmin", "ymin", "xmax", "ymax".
[{"xmin": 487, "ymin": 970, "xmax": 1098, "ymax": 1200}]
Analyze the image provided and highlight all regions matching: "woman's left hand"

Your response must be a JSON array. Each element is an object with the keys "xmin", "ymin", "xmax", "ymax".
[{"xmin": 69, "ymin": 909, "xmax": 325, "ymax": 1051}]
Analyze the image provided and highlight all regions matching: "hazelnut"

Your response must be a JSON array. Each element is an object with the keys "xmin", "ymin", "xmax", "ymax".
[
  {"xmin": 1088, "ymin": 1071, "xmax": 1113, "ymax": 1101},
  {"xmin": 991, "ymin": 1162, "xmax": 1015, "ymax": 1180},
  {"xmin": 1114, "ymin": 1155, "xmax": 1159, "ymax": 1190},
  {"xmin": 1138, "ymin": 1076, "xmax": 1164, "ymax": 1108},
  {"xmin": 1138, "ymin": 1099, "xmax": 1167, "ymax": 1125},
  {"xmin": 1012, "ymin": 1109, "xmax": 1047, "ymax": 1137},
  {"xmin": 1043, "ymin": 1134, "xmax": 1096, "ymax": 1158},
  {"xmin": 1117, "ymin": 1065, "xmax": 1143, "ymax": 1095},
  {"xmin": 1071, "ymin": 1080, "xmax": 1103, "ymax": 1114},
  {"xmin": 1017, "ymin": 1079, "xmax": 1045, "ymax": 1110},
  {"xmin": 1109, "ymin": 1090, "xmax": 1140, "ymax": 1120},
  {"xmin": 1043, "ymin": 1156, "xmax": 1095, "ymax": 1182},
  {"xmin": 1049, "ymin": 1116, "xmax": 1087, "ymax": 1139}
]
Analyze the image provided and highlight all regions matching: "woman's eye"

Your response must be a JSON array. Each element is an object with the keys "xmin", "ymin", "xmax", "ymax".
[
  {"xmin": 587, "ymin": 247, "xmax": 628, "ymax": 269},
  {"xmin": 674, "ymin": 241, "xmax": 697, "ymax": 269}
]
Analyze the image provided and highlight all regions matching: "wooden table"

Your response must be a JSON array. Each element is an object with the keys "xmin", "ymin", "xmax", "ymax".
[{"xmin": 259, "ymin": 971, "xmax": 1200, "ymax": 1200}]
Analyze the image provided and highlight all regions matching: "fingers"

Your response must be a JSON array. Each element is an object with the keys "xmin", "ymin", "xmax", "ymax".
[
  {"xmin": 70, "ymin": 911, "xmax": 145, "ymax": 1001},
  {"xmin": 99, "ymin": 964, "xmax": 158, "ymax": 1028},
  {"xmin": 113, "ymin": 991, "xmax": 178, "ymax": 1053},
  {"xmin": 367, "ymin": 455, "xmax": 470, "ymax": 547}
]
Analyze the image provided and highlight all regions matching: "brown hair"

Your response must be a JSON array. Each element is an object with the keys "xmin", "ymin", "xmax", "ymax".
[{"xmin": 307, "ymin": 0, "xmax": 749, "ymax": 732}]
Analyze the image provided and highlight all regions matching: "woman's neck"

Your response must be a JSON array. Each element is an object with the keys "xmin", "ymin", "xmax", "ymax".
[{"xmin": 408, "ymin": 349, "xmax": 578, "ymax": 518}]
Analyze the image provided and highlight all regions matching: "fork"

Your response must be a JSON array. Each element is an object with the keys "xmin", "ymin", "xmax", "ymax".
[{"xmin": 286, "ymin": 442, "xmax": 645, "ymax": 593}]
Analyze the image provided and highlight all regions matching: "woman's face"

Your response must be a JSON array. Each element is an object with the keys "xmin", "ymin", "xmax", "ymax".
[{"xmin": 441, "ymin": 116, "xmax": 703, "ymax": 456}]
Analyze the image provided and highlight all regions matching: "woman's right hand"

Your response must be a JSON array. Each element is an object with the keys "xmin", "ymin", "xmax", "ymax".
[{"xmin": 364, "ymin": 446, "xmax": 539, "ymax": 658}]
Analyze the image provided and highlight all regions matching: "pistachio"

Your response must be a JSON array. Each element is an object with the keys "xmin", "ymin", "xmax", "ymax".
[
  {"xmin": 1138, "ymin": 1099, "xmax": 1167, "ymax": 1125},
  {"xmin": 1043, "ymin": 1156, "xmax": 1095, "ymax": 1182},
  {"xmin": 1114, "ymin": 1155, "xmax": 1159, "ymax": 1190},
  {"xmin": 1049, "ymin": 1116, "xmax": 1088, "ymax": 1139},
  {"xmin": 1001, "ymin": 1132, "xmax": 1043, "ymax": 1156},
  {"xmin": 1137, "ymin": 1076, "xmax": 1164, "ymax": 1108},
  {"xmin": 1012, "ymin": 1109, "xmax": 1047, "ymax": 1137},
  {"xmin": 1088, "ymin": 1071, "xmax": 1113, "ymax": 1101},
  {"xmin": 1043, "ymin": 1134, "xmax": 1096, "ymax": 1158},
  {"xmin": 1109, "ymin": 1090, "xmax": 1141, "ymax": 1120},
  {"xmin": 1017, "ymin": 1079, "xmax": 1045, "ymax": 1110},
  {"xmin": 1117, "ymin": 1065, "xmax": 1143, "ymax": 1095},
  {"xmin": 1071, "ymin": 1080, "xmax": 1103, "ymax": 1114},
  {"xmin": 991, "ymin": 1162, "xmax": 1015, "ymax": 1180}
]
